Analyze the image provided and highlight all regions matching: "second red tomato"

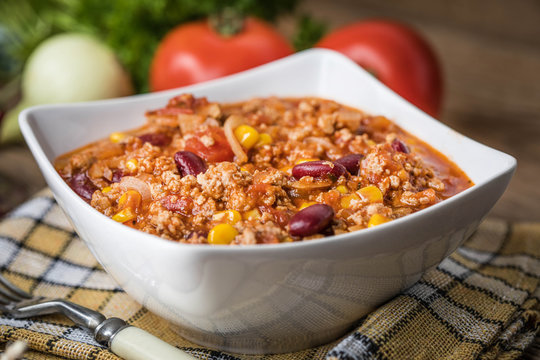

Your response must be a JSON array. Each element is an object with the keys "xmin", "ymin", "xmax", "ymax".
[
  {"xmin": 317, "ymin": 20, "xmax": 442, "ymax": 117},
  {"xmin": 150, "ymin": 17, "xmax": 293, "ymax": 92}
]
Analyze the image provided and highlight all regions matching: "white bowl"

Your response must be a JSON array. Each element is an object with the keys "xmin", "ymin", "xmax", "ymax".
[{"xmin": 20, "ymin": 49, "xmax": 516, "ymax": 354}]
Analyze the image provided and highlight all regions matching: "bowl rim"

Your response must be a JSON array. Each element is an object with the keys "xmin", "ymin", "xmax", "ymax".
[{"xmin": 19, "ymin": 48, "xmax": 517, "ymax": 254}]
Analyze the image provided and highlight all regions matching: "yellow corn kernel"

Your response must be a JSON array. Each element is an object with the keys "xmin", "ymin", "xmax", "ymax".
[
  {"xmin": 368, "ymin": 214, "xmax": 390, "ymax": 228},
  {"xmin": 109, "ymin": 132, "xmax": 126, "ymax": 143},
  {"xmin": 357, "ymin": 185, "xmax": 383, "ymax": 203},
  {"xmin": 256, "ymin": 133, "xmax": 272, "ymax": 146},
  {"xmin": 112, "ymin": 208, "xmax": 136, "ymax": 223},
  {"xmin": 126, "ymin": 159, "xmax": 138, "ymax": 172},
  {"xmin": 295, "ymin": 158, "xmax": 318, "ymax": 165},
  {"xmin": 341, "ymin": 193, "xmax": 360, "ymax": 209},
  {"xmin": 336, "ymin": 185, "xmax": 348, "ymax": 194},
  {"xmin": 299, "ymin": 201, "xmax": 317, "ymax": 210},
  {"xmin": 367, "ymin": 140, "xmax": 376, "ymax": 147},
  {"xmin": 212, "ymin": 210, "xmax": 242, "ymax": 225},
  {"xmin": 208, "ymin": 223, "xmax": 238, "ymax": 245},
  {"xmin": 234, "ymin": 125, "xmax": 260, "ymax": 149},
  {"xmin": 118, "ymin": 190, "xmax": 142, "ymax": 209},
  {"xmin": 282, "ymin": 237, "xmax": 293, "ymax": 243},
  {"xmin": 102, "ymin": 186, "xmax": 112, "ymax": 194},
  {"xmin": 243, "ymin": 208, "xmax": 261, "ymax": 221}
]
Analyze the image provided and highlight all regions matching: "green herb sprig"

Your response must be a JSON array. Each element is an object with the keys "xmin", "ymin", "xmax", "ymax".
[{"xmin": 0, "ymin": 0, "xmax": 326, "ymax": 93}]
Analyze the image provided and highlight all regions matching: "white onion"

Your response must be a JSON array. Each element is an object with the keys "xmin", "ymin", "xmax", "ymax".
[
  {"xmin": 2, "ymin": 33, "xmax": 133, "ymax": 143},
  {"xmin": 23, "ymin": 33, "xmax": 133, "ymax": 104},
  {"xmin": 119, "ymin": 176, "xmax": 152, "ymax": 202},
  {"xmin": 223, "ymin": 115, "xmax": 248, "ymax": 163}
]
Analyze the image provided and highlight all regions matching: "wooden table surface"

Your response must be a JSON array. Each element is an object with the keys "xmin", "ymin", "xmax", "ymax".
[{"xmin": 0, "ymin": 0, "xmax": 538, "ymax": 357}]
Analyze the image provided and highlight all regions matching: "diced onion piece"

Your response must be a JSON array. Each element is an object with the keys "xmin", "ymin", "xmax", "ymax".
[
  {"xmin": 223, "ymin": 115, "xmax": 248, "ymax": 163},
  {"xmin": 119, "ymin": 176, "xmax": 152, "ymax": 202},
  {"xmin": 103, "ymin": 167, "xmax": 113, "ymax": 181},
  {"xmin": 118, "ymin": 189, "xmax": 142, "ymax": 210},
  {"xmin": 290, "ymin": 180, "xmax": 333, "ymax": 190}
]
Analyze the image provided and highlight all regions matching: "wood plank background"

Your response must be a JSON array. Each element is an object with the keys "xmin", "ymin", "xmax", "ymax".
[{"xmin": 1, "ymin": 0, "xmax": 539, "ymax": 357}]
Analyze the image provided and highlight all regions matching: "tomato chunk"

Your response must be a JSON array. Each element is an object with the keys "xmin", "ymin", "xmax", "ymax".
[{"xmin": 185, "ymin": 127, "xmax": 234, "ymax": 162}]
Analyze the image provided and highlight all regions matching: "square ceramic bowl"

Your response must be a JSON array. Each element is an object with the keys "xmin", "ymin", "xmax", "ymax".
[{"xmin": 20, "ymin": 49, "xmax": 516, "ymax": 354}]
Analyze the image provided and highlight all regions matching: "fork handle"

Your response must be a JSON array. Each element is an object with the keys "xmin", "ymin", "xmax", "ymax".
[{"xmin": 110, "ymin": 326, "xmax": 197, "ymax": 360}]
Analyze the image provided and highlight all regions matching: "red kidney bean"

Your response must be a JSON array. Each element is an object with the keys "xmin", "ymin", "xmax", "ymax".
[
  {"xmin": 289, "ymin": 204, "xmax": 334, "ymax": 237},
  {"xmin": 335, "ymin": 154, "xmax": 363, "ymax": 175},
  {"xmin": 174, "ymin": 151, "xmax": 207, "ymax": 176},
  {"xmin": 391, "ymin": 138, "xmax": 410, "ymax": 154},
  {"xmin": 69, "ymin": 172, "xmax": 98, "ymax": 202},
  {"xmin": 139, "ymin": 133, "xmax": 172, "ymax": 146},
  {"xmin": 292, "ymin": 161, "xmax": 347, "ymax": 181}
]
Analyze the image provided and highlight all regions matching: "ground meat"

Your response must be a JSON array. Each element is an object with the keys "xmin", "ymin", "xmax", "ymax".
[
  {"xmin": 361, "ymin": 144, "xmax": 401, "ymax": 185},
  {"xmin": 55, "ymin": 95, "xmax": 472, "ymax": 245},
  {"xmin": 196, "ymin": 162, "xmax": 252, "ymax": 211},
  {"xmin": 91, "ymin": 191, "xmax": 113, "ymax": 216},
  {"xmin": 234, "ymin": 221, "xmax": 287, "ymax": 245},
  {"xmin": 147, "ymin": 203, "xmax": 185, "ymax": 238}
]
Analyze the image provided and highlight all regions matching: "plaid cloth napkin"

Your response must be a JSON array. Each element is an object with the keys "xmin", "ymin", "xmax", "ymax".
[{"xmin": 0, "ymin": 189, "xmax": 539, "ymax": 360}]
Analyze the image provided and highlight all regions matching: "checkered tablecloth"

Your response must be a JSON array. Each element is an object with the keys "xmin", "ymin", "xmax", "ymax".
[{"xmin": 1, "ymin": 189, "xmax": 539, "ymax": 359}]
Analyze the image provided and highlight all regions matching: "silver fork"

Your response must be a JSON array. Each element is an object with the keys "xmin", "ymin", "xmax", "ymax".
[{"xmin": 0, "ymin": 273, "xmax": 196, "ymax": 360}]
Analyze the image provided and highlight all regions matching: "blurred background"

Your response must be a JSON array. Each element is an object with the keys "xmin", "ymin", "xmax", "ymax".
[
  {"xmin": 0, "ymin": 1, "xmax": 539, "ymax": 357},
  {"xmin": 0, "ymin": 0, "xmax": 539, "ymax": 223}
]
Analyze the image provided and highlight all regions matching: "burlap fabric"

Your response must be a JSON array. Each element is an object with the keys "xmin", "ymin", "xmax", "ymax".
[{"xmin": 1, "ymin": 190, "xmax": 538, "ymax": 359}]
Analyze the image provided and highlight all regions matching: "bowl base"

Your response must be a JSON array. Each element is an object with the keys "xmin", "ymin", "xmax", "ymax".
[{"xmin": 169, "ymin": 321, "xmax": 352, "ymax": 354}]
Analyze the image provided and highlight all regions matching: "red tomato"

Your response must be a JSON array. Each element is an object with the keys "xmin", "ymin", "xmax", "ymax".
[
  {"xmin": 150, "ymin": 17, "xmax": 293, "ymax": 91},
  {"xmin": 185, "ymin": 127, "xmax": 234, "ymax": 162},
  {"xmin": 317, "ymin": 20, "xmax": 442, "ymax": 117}
]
